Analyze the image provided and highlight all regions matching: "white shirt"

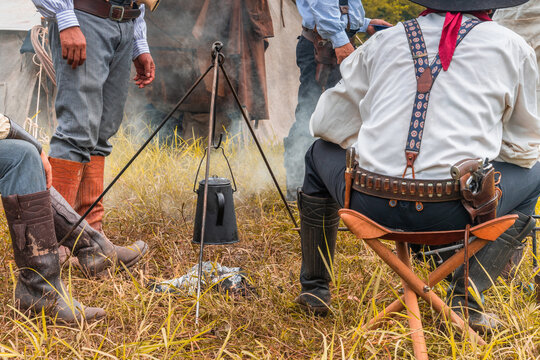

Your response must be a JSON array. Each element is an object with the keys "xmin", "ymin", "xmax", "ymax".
[{"xmin": 310, "ymin": 13, "xmax": 540, "ymax": 179}]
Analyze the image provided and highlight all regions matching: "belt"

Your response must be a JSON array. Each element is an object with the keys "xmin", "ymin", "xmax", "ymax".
[
  {"xmin": 74, "ymin": 0, "xmax": 141, "ymax": 22},
  {"xmin": 352, "ymin": 166, "xmax": 461, "ymax": 202},
  {"xmin": 301, "ymin": 26, "xmax": 359, "ymax": 43}
]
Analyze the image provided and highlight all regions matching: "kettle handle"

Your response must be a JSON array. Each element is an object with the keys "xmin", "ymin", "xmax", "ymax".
[
  {"xmin": 216, "ymin": 191, "xmax": 225, "ymax": 226},
  {"xmin": 192, "ymin": 146, "xmax": 238, "ymax": 193}
]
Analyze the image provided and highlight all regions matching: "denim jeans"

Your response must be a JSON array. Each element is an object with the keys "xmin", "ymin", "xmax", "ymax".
[
  {"xmin": 283, "ymin": 35, "xmax": 342, "ymax": 198},
  {"xmin": 0, "ymin": 140, "xmax": 46, "ymax": 196}
]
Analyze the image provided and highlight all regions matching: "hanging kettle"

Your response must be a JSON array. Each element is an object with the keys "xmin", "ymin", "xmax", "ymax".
[{"xmin": 192, "ymin": 148, "xmax": 239, "ymax": 245}]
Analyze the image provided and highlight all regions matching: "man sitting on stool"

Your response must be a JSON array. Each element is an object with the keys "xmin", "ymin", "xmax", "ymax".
[{"xmin": 295, "ymin": 0, "xmax": 540, "ymax": 334}]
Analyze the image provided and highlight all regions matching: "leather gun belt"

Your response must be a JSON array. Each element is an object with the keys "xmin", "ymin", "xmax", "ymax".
[
  {"xmin": 74, "ymin": 0, "xmax": 141, "ymax": 22},
  {"xmin": 352, "ymin": 167, "xmax": 461, "ymax": 202}
]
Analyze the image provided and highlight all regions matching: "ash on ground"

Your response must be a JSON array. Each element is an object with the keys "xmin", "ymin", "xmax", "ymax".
[{"xmin": 149, "ymin": 262, "xmax": 256, "ymax": 297}]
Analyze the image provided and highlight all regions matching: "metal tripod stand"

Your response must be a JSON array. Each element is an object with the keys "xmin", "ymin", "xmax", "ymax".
[{"xmin": 57, "ymin": 42, "xmax": 299, "ymax": 323}]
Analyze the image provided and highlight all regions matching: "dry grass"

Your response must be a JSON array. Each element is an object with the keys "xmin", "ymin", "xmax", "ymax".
[{"xmin": 1, "ymin": 130, "xmax": 540, "ymax": 359}]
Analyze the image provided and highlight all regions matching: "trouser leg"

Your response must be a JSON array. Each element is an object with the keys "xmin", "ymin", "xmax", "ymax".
[
  {"xmin": 448, "ymin": 161, "xmax": 540, "ymax": 333},
  {"xmin": 75, "ymin": 19, "xmax": 133, "ymax": 232},
  {"xmin": 48, "ymin": 10, "xmax": 114, "ymax": 163},
  {"xmin": 283, "ymin": 36, "xmax": 322, "ymax": 200},
  {"xmin": 0, "ymin": 140, "xmax": 46, "ymax": 196}
]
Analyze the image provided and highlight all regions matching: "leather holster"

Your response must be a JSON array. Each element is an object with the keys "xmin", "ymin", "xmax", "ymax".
[{"xmin": 460, "ymin": 166, "xmax": 498, "ymax": 224}]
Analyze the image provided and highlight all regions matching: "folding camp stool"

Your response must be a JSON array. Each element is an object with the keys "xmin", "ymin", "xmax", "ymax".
[{"xmin": 339, "ymin": 209, "xmax": 518, "ymax": 360}]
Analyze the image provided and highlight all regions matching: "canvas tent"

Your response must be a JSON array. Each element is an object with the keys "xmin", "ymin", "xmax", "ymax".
[{"xmin": 0, "ymin": 0, "xmax": 44, "ymax": 127}]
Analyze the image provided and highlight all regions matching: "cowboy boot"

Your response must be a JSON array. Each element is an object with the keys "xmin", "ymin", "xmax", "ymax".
[
  {"xmin": 2, "ymin": 190, "xmax": 105, "ymax": 323},
  {"xmin": 295, "ymin": 190, "xmax": 340, "ymax": 316},
  {"xmin": 50, "ymin": 187, "xmax": 148, "ymax": 277},
  {"xmin": 75, "ymin": 155, "xmax": 106, "ymax": 233},
  {"xmin": 49, "ymin": 157, "xmax": 84, "ymax": 207},
  {"xmin": 448, "ymin": 211, "xmax": 535, "ymax": 334}
]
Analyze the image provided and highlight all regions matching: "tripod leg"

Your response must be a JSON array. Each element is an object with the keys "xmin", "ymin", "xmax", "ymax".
[
  {"xmin": 219, "ymin": 63, "xmax": 299, "ymax": 231},
  {"xmin": 195, "ymin": 48, "xmax": 222, "ymax": 325}
]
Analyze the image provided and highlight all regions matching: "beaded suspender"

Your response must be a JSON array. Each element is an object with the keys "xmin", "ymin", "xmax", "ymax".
[{"xmin": 402, "ymin": 18, "xmax": 481, "ymax": 178}]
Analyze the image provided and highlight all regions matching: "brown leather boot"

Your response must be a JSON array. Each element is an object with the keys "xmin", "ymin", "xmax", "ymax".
[
  {"xmin": 50, "ymin": 187, "xmax": 148, "ymax": 277},
  {"xmin": 49, "ymin": 157, "xmax": 84, "ymax": 207},
  {"xmin": 75, "ymin": 155, "xmax": 105, "ymax": 233},
  {"xmin": 2, "ymin": 190, "xmax": 105, "ymax": 324}
]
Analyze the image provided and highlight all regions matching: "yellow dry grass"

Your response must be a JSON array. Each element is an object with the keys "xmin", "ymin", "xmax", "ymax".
[{"xmin": 0, "ymin": 130, "xmax": 539, "ymax": 359}]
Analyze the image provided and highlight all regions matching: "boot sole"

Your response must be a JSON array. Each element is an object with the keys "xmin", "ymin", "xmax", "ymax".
[{"xmin": 295, "ymin": 296, "xmax": 331, "ymax": 317}]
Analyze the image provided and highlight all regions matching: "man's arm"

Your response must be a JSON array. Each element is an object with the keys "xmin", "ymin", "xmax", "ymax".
[
  {"xmin": 498, "ymin": 49, "xmax": 540, "ymax": 167},
  {"xmin": 306, "ymin": 0, "xmax": 349, "ymax": 48},
  {"xmin": 306, "ymin": 0, "xmax": 391, "ymax": 64},
  {"xmin": 132, "ymin": 5, "xmax": 155, "ymax": 88},
  {"xmin": 32, "ymin": 0, "xmax": 86, "ymax": 69},
  {"xmin": 310, "ymin": 43, "xmax": 370, "ymax": 148}
]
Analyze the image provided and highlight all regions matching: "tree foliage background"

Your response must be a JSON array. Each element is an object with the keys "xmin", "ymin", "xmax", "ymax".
[{"xmin": 362, "ymin": 0, "xmax": 424, "ymax": 24}]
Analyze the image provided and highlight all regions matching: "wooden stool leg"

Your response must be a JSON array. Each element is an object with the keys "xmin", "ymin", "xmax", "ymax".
[
  {"xmin": 396, "ymin": 242, "xmax": 428, "ymax": 360},
  {"xmin": 366, "ymin": 239, "xmax": 489, "ymax": 330},
  {"xmin": 364, "ymin": 238, "xmax": 486, "ymax": 346}
]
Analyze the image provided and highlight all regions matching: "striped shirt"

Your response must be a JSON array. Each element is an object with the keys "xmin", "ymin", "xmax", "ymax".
[{"xmin": 31, "ymin": 0, "xmax": 149, "ymax": 59}]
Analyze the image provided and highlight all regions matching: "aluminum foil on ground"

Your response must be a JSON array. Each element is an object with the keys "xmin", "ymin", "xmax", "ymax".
[{"xmin": 149, "ymin": 262, "xmax": 255, "ymax": 297}]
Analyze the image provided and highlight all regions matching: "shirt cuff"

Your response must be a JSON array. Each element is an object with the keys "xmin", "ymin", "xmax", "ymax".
[
  {"xmin": 133, "ymin": 39, "xmax": 150, "ymax": 60},
  {"xmin": 329, "ymin": 31, "xmax": 351, "ymax": 48},
  {"xmin": 359, "ymin": 18, "xmax": 371, "ymax": 33},
  {"xmin": 56, "ymin": 10, "xmax": 80, "ymax": 32}
]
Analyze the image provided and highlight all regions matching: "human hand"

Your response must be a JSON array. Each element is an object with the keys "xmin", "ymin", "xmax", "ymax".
[
  {"xmin": 40, "ymin": 151, "xmax": 52, "ymax": 189},
  {"xmin": 335, "ymin": 43, "xmax": 355, "ymax": 64},
  {"xmin": 59, "ymin": 26, "xmax": 87, "ymax": 69},
  {"xmin": 133, "ymin": 53, "xmax": 156, "ymax": 88},
  {"xmin": 367, "ymin": 19, "xmax": 393, "ymax": 36}
]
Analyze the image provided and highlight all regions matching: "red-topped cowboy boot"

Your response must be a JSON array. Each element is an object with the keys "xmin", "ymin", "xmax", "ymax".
[
  {"xmin": 49, "ymin": 157, "xmax": 83, "ymax": 207},
  {"xmin": 75, "ymin": 155, "xmax": 106, "ymax": 233}
]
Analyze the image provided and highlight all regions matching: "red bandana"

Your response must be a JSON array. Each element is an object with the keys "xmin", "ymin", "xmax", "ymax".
[{"xmin": 419, "ymin": 9, "xmax": 492, "ymax": 71}]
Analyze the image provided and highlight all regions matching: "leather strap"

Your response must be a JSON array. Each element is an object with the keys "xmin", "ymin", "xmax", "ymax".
[
  {"xmin": 301, "ymin": 27, "xmax": 317, "ymax": 43},
  {"xmin": 402, "ymin": 18, "xmax": 481, "ymax": 174},
  {"xmin": 74, "ymin": 0, "xmax": 141, "ymax": 22},
  {"xmin": 352, "ymin": 166, "xmax": 461, "ymax": 202}
]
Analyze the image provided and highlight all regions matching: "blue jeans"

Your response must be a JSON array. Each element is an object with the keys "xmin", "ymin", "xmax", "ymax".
[
  {"xmin": 303, "ymin": 140, "xmax": 540, "ymax": 231},
  {"xmin": 283, "ymin": 35, "xmax": 342, "ymax": 197},
  {"xmin": 49, "ymin": 10, "xmax": 134, "ymax": 163},
  {"xmin": 0, "ymin": 140, "xmax": 46, "ymax": 196}
]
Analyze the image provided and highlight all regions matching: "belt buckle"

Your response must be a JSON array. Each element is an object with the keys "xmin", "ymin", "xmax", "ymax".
[{"xmin": 109, "ymin": 5, "xmax": 125, "ymax": 21}]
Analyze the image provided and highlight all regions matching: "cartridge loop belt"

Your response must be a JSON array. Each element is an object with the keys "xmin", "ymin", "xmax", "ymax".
[{"xmin": 352, "ymin": 166, "xmax": 461, "ymax": 202}]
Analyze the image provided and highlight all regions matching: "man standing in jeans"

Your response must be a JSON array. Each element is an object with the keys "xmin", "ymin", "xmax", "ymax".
[
  {"xmin": 31, "ymin": 0, "xmax": 154, "ymax": 245},
  {"xmin": 283, "ymin": 0, "xmax": 391, "ymax": 200}
]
